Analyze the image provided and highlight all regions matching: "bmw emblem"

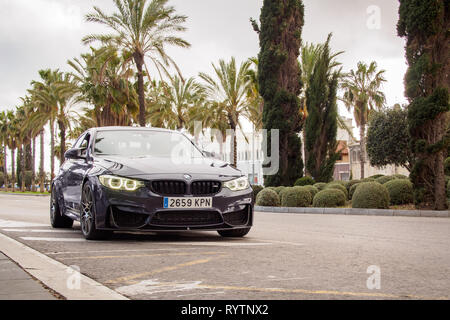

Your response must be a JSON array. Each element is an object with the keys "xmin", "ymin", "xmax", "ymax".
[{"xmin": 184, "ymin": 174, "xmax": 192, "ymax": 180}]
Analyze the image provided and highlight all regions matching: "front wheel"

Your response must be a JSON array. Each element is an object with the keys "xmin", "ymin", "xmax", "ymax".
[
  {"xmin": 50, "ymin": 188, "xmax": 73, "ymax": 229},
  {"xmin": 80, "ymin": 183, "xmax": 111, "ymax": 240},
  {"xmin": 217, "ymin": 228, "xmax": 251, "ymax": 238}
]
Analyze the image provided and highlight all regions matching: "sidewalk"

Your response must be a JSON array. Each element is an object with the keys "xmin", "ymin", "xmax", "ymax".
[{"xmin": 0, "ymin": 252, "xmax": 56, "ymax": 300}]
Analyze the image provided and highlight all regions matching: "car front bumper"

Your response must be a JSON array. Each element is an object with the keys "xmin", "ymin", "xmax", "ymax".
[{"xmin": 92, "ymin": 179, "xmax": 254, "ymax": 231}]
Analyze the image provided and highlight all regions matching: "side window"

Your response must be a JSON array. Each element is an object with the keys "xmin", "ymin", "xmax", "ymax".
[{"xmin": 79, "ymin": 134, "xmax": 91, "ymax": 157}]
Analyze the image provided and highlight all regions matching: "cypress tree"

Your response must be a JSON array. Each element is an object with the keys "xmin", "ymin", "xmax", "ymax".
[
  {"xmin": 304, "ymin": 35, "xmax": 341, "ymax": 182},
  {"xmin": 257, "ymin": 0, "xmax": 305, "ymax": 186},
  {"xmin": 397, "ymin": 0, "xmax": 449, "ymax": 209}
]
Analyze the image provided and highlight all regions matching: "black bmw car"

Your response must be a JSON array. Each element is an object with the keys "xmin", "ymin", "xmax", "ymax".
[{"xmin": 50, "ymin": 127, "xmax": 254, "ymax": 240}]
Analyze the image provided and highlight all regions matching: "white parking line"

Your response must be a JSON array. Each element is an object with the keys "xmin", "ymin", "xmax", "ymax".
[
  {"xmin": 0, "ymin": 219, "xmax": 48, "ymax": 228},
  {"xmin": 2, "ymin": 229, "xmax": 78, "ymax": 233},
  {"xmin": 20, "ymin": 237, "xmax": 85, "ymax": 242},
  {"xmin": 45, "ymin": 248, "xmax": 186, "ymax": 255}
]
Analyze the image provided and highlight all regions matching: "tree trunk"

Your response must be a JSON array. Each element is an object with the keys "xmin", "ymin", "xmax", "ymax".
[
  {"xmin": 31, "ymin": 137, "xmax": 36, "ymax": 192},
  {"xmin": 50, "ymin": 120, "xmax": 55, "ymax": 182},
  {"xmin": 39, "ymin": 130, "xmax": 45, "ymax": 193},
  {"xmin": 134, "ymin": 52, "xmax": 146, "ymax": 127},
  {"xmin": 11, "ymin": 148, "xmax": 15, "ymax": 192},
  {"xmin": 3, "ymin": 145, "xmax": 7, "ymax": 190},
  {"xmin": 58, "ymin": 119, "xmax": 66, "ymax": 165},
  {"xmin": 359, "ymin": 124, "xmax": 365, "ymax": 179},
  {"xmin": 21, "ymin": 144, "xmax": 26, "ymax": 192}
]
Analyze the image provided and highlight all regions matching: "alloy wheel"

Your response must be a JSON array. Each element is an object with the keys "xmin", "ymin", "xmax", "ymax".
[{"xmin": 81, "ymin": 186, "xmax": 94, "ymax": 236}]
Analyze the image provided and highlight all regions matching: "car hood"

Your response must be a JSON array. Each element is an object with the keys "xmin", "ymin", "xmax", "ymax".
[{"xmin": 95, "ymin": 155, "xmax": 242, "ymax": 178}]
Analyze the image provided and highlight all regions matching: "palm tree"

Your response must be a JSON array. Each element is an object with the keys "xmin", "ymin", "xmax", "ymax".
[
  {"xmin": 147, "ymin": 76, "xmax": 205, "ymax": 130},
  {"xmin": 83, "ymin": 0, "xmax": 191, "ymax": 127},
  {"xmin": 245, "ymin": 57, "xmax": 263, "ymax": 131},
  {"xmin": 199, "ymin": 57, "xmax": 253, "ymax": 167},
  {"xmin": 0, "ymin": 111, "xmax": 8, "ymax": 189},
  {"xmin": 5, "ymin": 110, "xmax": 18, "ymax": 192},
  {"xmin": 341, "ymin": 61, "xmax": 386, "ymax": 179},
  {"xmin": 69, "ymin": 46, "xmax": 139, "ymax": 127}
]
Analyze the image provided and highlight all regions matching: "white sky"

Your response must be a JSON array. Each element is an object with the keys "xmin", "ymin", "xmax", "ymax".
[{"xmin": 0, "ymin": 0, "xmax": 408, "ymax": 172}]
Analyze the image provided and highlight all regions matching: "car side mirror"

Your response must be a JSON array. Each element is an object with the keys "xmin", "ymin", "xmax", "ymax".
[{"xmin": 64, "ymin": 148, "xmax": 85, "ymax": 160}]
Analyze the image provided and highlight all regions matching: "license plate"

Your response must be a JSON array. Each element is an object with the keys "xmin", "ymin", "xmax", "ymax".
[{"xmin": 163, "ymin": 197, "xmax": 213, "ymax": 209}]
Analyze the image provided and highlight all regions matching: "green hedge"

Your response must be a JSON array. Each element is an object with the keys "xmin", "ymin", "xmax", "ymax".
[
  {"xmin": 313, "ymin": 183, "xmax": 327, "ymax": 191},
  {"xmin": 375, "ymin": 175, "xmax": 396, "ymax": 185},
  {"xmin": 0, "ymin": 172, "xmax": 4, "ymax": 187},
  {"xmin": 349, "ymin": 183, "xmax": 361, "ymax": 200},
  {"xmin": 445, "ymin": 157, "xmax": 450, "ymax": 175},
  {"xmin": 252, "ymin": 185, "xmax": 264, "ymax": 199},
  {"xmin": 280, "ymin": 187, "xmax": 312, "ymax": 207},
  {"xmin": 325, "ymin": 183, "xmax": 348, "ymax": 199},
  {"xmin": 352, "ymin": 182, "xmax": 390, "ymax": 209},
  {"xmin": 384, "ymin": 179, "xmax": 414, "ymax": 205},
  {"xmin": 256, "ymin": 188, "xmax": 280, "ymax": 207},
  {"xmin": 393, "ymin": 174, "xmax": 408, "ymax": 180},
  {"xmin": 361, "ymin": 177, "xmax": 376, "ymax": 183},
  {"xmin": 302, "ymin": 185, "xmax": 319, "ymax": 199},
  {"xmin": 294, "ymin": 176, "xmax": 315, "ymax": 186},
  {"xmin": 369, "ymin": 174, "xmax": 384, "ymax": 179},
  {"xmin": 447, "ymin": 179, "xmax": 450, "ymax": 199},
  {"xmin": 346, "ymin": 180, "xmax": 361, "ymax": 192},
  {"xmin": 313, "ymin": 189, "xmax": 346, "ymax": 208}
]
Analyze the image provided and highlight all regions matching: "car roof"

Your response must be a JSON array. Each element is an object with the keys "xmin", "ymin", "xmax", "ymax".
[{"xmin": 88, "ymin": 126, "xmax": 181, "ymax": 134}]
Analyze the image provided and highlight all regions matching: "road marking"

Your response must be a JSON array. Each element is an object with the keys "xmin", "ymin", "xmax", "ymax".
[
  {"xmin": 150, "ymin": 241, "xmax": 272, "ymax": 247},
  {"xmin": 253, "ymin": 239, "xmax": 304, "ymax": 246},
  {"xmin": 20, "ymin": 237, "xmax": 85, "ymax": 242},
  {"xmin": 2, "ymin": 228, "xmax": 77, "ymax": 233},
  {"xmin": 45, "ymin": 248, "xmax": 186, "ymax": 255},
  {"xmin": 59, "ymin": 251, "xmax": 224, "ymax": 261},
  {"xmin": 106, "ymin": 256, "xmax": 226, "ymax": 285},
  {"xmin": 114, "ymin": 279, "xmax": 448, "ymax": 300},
  {"xmin": 0, "ymin": 219, "xmax": 48, "ymax": 228}
]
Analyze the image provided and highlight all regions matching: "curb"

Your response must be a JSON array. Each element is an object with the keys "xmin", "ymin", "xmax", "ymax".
[
  {"xmin": 0, "ymin": 232, "xmax": 128, "ymax": 300},
  {"xmin": 0, "ymin": 192, "xmax": 50, "ymax": 197},
  {"xmin": 255, "ymin": 206, "xmax": 449, "ymax": 218}
]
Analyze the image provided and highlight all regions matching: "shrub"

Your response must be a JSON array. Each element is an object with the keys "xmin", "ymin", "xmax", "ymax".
[
  {"xmin": 375, "ymin": 175, "xmax": 396, "ymax": 185},
  {"xmin": 0, "ymin": 172, "xmax": 4, "ymax": 187},
  {"xmin": 325, "ymin": 183, "xmax": 348, "ymax": 199},
  {"xmin": 349, "ymin": 183, "xmax": 361, "ymax": 200},
  {"xmin": 255, "ymin": 188, "xmax": 280, "ymax": 207},
  {"xmin": 447, "ymin": 179, "xmax": 450, "ymax": 199},
  {"xmin": 369, "ymin": 174, "xmax": 384, "ymax": 179},
  {"xmin": 313, "ymin": 183, "xmax": 327, "ymax": 191},
  {"xmin": 294, "ymin": 176, "xmax": 315, "ymax": 186},
  {"xmin": 393, "ymin": 174, "xmax": 408, "ymax": 180},
  {"xmin": 361, "ymin": 177, "xmax": 376, "ymax": 183},
  {"xmin": 313, "ymin": 189, "xmax": 346, "ymax": 208},
  {"xmin": 274, "ymin": 186, "xmax": 286, "ymax": 195},
  {"xmin": 280, "ymin": 187, "xmax": 312, "ymax": 207},
  {"xmin": 302, "ymin": 185, "xmax": 319, "ymax": 200},
  {"xmin": 445, "ymin": 157, "xmax": 450, "ymax": 176},
  {"xmin": 252, "ymin": 185, "xmax": 264, "ymax": 199},
  {"xmin": 352, "ymin": 182, "xmax": 390, "ymax": 209},
  {"xmin": 346, "ymin": 180, "xmax": 361, "ymax": 192},
  {"xmin": 384, "ymin": 179, "xmax": 414, "ymax": 205}
]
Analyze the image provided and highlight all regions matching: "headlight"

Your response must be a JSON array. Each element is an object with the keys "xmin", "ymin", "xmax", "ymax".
[
  {"xmin": 98, "ymin": 175, "xmax": 144, "ymax": 191},
  {"xmin": 223, "ymin": 176, "xmax": 250, "ymax": 191}
]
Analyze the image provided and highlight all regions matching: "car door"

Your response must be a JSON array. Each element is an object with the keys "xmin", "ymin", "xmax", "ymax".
[{"xmin": 63, "ymin": 133, "xmax": 93, "ymax": 212}]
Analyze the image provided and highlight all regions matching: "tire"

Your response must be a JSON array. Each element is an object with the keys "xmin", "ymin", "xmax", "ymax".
[
  {"xmin": 80, "ymin": 183, "xmax": 112, "ymax": 240},
  {"xmin": 217, "ymin": 228, "xmax": 251, "ymax": 238},
  {"xmin": 50, "ymin": 188, "xmax": 73, "ymax": 229}
]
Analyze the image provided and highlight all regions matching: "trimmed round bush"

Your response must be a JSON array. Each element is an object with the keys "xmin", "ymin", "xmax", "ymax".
[
  {"xmin": 445, "ymin": 157, "xmax": 450, "ymax": 176},
  {"xmin": 274, "ymin": 186, "xmax": 286, "ymax": 195},
  {"xmin": 349, "ymin": 183, "xmax": 361, "ymax": 200},
  {"xmin": 313, "ymin": 189, "xmax": 346, "ymax": 208},
  {"xmin": 252, "ymin": 185, "xmax": 264, "ymax": 199},
  {"xmin": 0, "ymin": 172, "xmax": 4, "ymax": 187},
  {"xmin": 346, "ymin": 180, "xmax": 361, "ymax": 192},
  {"xmin": 384, "ymin": 179, "xmax": 414, "ymax": 205},
  {"xmin": 447, "ymin": 179, "xmax": 450, "ymax": 199},
  {"xmin": 325, "ymin": 183, "xmax": 348, "ymax": 199},
  {"xmin": 280, "ymin": 187, "xmax": 312, "ymax": 207},
  {"xmin": 393, "ymin": 174, "xmax": 408, "ymax": 180},
  {"xmin": 375, "ymin": 175, "xmax": 396, "ymax": 185},
  {"xmin": 294, "ymin": 176, "xmax": 315, "ymax": 186},
  {"xmin": 302, "ymin": 185, "xmax": 319, "ymax": 199},
  {"xmin": 369, "ymin": 174, "xmax": 384, "ymax": 179},
  {"xmin": 255, "ymin": 188, "xmax": 280, "ymax": 207},
  {"xmin": 361, "ymin": 177, "xmax": 376, "ymax": 183},
  {"xmin": 352, "ymin": 182, "xmax": 390, "ymax": 209},
  {"xmin": 313, "ymin": 183, "xmax": 327, "ymax": 191}
]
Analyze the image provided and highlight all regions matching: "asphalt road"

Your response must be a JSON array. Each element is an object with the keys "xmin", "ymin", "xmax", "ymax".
[{"xmin": 0, "ymin": 194, "xmax": 449, "ymax": 300}]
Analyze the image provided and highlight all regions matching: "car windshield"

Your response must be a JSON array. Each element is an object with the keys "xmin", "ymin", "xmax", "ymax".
[{"xmin": 93, "ymin": 130, "xmax": 204, "ymax": 159}]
